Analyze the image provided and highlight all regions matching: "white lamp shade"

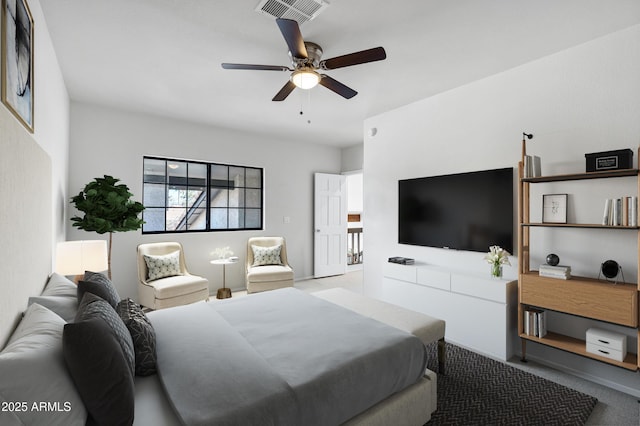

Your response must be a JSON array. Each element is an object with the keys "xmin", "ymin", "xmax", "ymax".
[
  {"xmin": 55, "ymin": 240, "xmax": 108, "ymax": 275},
  {"xmin": 291, "ymin": 69, "xmax": 320, "ymax": 89}
]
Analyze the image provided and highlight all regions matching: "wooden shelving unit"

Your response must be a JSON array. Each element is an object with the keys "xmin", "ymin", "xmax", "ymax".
[
  {"xmin": 520, "ymin": 332, "xmax": 638, "ymax": 371},
  {"xmin": 517, "ymin": 143, "xmax": 640, "ymax": 370},
  {"xmin": 522, "ymin": 223, "xmax": 640, "ymax": 229},
  {"xmin": 522, "ymin": 168, "xmax": 638, "ymax": 183},
  {"xmin": 521, "ymin": 272, "xmax": 638, "ymax": 326}
]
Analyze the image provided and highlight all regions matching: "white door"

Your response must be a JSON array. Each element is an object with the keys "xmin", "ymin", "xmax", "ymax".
[{"xmin": 314, "ymin": 173, "xmax": 347, "ymax": 278}]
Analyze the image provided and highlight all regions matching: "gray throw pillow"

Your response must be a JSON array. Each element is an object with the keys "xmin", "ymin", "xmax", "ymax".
[
  {"xmin": 0, "ymin": 303, "xmax": 87, "ymax": 426},
  {"xmin": 28, "ymin": 295, "xmax": 78, "ymax": 322},
  {"xmin": 75, "ymin": 292, "xmax": 134, "ymax": 375},
  {"xmin": 77, "ymin": 271, "xmax": 120, "ymax": 309},
  {"xmin": 63, "ymin": 318, "xmax": 135, "ymax": 426},
  {"xmin": 116, "ymin": 298, "xmax": 157, "ymax": 376},
  {"xmin": 41, "ymin": 272, "xmax": 77, "ymax": 297}
]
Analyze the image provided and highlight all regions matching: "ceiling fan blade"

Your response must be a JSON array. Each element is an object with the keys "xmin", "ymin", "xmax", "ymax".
[
  {"xmin": 276, "ymin": 18, "xmax": 308, "ymax": 59},
  {"xmin": 272, "ymin": 80, "xmax": 297, "ymax": 101},
  {"xmin": 321, "ymin": 47, "xmax": 387, "ymax": 70},
  {"xmin": 221, "ymin": 63, "xmax": 290, "ymax": 71},
  {"xmin": 318, "ymin": 75, "xmax": 357, "ymax": 99}
]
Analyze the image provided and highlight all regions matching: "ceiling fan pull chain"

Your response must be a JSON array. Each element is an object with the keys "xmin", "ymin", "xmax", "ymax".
[
  {"xmin": 307, "ymin": 89, "xmax": 312, "ymax": 124},
  {"xmin": 299, "ymin": 90, "xmax": 304, "ymax": 116}
]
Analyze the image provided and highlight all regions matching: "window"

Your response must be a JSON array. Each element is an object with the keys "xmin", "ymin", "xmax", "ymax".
[{"xmin": 142, "ymin": 156, "xmax": 263, "ymax": 233}]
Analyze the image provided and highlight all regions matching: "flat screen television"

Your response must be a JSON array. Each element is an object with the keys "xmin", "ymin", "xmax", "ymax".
[{"xmin": 398, "ymin": 167, "xmax": 513, "ymax": 253}]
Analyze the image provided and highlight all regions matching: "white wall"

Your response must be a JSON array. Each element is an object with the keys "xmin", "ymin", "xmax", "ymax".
[
  {"xmin": 0, "ymin": 0, "xmax": 69, "ymax": 343},
  {"xmin": 364, "ymin": 25, "xmax": 640, "ymax": 395},
  {"xmin": 342, "ymin": 143, "xmax": 363, "ymax": 172},
  {"xmin": 346, "ymin": 173, "xmax": 363, "ymax": 214},
  {"xmin": 67, "ymin": 102, "xmax": 342, "ymax": 300},
  {"xmin": 31, "ymin": 0, "xmax": 71, "ymax": 246}
]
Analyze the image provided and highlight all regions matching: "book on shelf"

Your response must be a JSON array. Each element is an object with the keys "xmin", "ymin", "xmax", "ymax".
[
  {"xmin": 602, "ymin": 198, "xmax": 611, "ymax": 225},
  {"xmin": 602, "ymin": 196, "xmax": 637, "ymax": 226},
  {"xmin": 536, "ymin": 309, "xmax": 547, "ymax": 338},
  {"xmin": 609, "ymin": 197, "xmax": 619, "ymax": 226},
  {"xmin": 538, "ymin": 264, "xmax": 571, "ymax": 280},
  {"xmin": 627, "ymin": 195, "xmax": 638, "ymax": 226},
  {"xmin": 524, "ymin": 308, "xmax": 547, "ymax": 338},
  {"xmin": 523, "ymin": 155, "xmax": 542, "ymax": 178}
]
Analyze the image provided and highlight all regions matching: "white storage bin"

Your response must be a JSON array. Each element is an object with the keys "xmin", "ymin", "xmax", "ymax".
[{"xmin": 586, "ymin": 328, "xmax": 626, "ymax": 362}]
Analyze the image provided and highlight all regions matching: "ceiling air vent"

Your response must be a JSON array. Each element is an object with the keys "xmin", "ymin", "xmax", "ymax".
[{"xmin": 255, "ymin": 0, "xmax": 329, "ymax": 25}]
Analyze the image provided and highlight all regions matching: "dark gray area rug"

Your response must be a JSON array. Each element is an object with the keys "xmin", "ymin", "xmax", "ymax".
[{"xmin": 424, "ymin": 343, "xmax": 598, "ymax": 426}]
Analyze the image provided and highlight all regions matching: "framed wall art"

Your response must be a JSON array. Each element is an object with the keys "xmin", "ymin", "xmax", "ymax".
[
  {"xmin": 2, "ymin": 0, "xmax": 33, "ymax": 133},
  {"xmin": 542, "ymin": 193, "xmax": 568, "ymax": 224}
]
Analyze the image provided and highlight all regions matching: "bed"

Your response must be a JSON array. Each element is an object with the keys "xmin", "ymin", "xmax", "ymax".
[
  {"xmin": 0, "ymin": 123, "xmax": 436, "ymax": 425},
  {"xmin": 0, "ymin": 272, "xmax": 437, "ymax": 426}
]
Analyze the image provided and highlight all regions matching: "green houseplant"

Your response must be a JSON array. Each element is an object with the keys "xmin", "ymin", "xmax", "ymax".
[{"xmin": 71, "ymin": 175, "xmax": 145, "ymax": 279}]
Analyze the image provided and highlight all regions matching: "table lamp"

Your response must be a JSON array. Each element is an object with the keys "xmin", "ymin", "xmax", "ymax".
[{"xmin": 55, "ymin": 240, "xmax": 108, "ymax": 283}]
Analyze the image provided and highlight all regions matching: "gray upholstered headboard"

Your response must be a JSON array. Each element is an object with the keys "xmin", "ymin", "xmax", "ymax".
[{"xmin": 0, "ymin": 108, "xmax": 52, "ymax": 346}]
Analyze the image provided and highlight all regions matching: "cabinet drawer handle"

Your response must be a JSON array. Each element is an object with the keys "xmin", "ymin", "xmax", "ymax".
[
  {"xmin": 598, "ymin": 339, "xmax": 610, "ymax": 345},
  {"xmin": 598, "ymin": 349, "xmax": 610, "ymax": 355}
]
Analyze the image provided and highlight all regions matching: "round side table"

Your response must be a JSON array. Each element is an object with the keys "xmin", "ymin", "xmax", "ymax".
[{"xmin": 210, "ymin": 258, "xmax": 238, "ymax": 299}]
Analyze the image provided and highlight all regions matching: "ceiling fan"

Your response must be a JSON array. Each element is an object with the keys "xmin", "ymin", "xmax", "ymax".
[{"xmin": 221, "ymin": 18, "xmax": 386, "ymax": 101}]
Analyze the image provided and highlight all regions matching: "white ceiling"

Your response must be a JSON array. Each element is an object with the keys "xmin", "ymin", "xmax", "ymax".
[{"xmin": 41, "ymin": 0, "xmax": 640, "ymax": 147}]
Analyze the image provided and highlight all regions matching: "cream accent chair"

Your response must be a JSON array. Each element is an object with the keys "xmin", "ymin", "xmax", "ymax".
[
  {"xmin": 137, "ymin": 242, "xmax": 209, "ymax": 310},
  {"xmin": 246, "ymin": 236, "xmax": 294, "ymax": 293}
]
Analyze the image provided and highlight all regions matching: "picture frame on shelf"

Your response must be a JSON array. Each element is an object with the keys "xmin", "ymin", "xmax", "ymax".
[
  {"xmin": 1, "ymin": 0, "xmax": 34, "ymax": 133},
  {"xmin": 542, "ymin": 193, "xmax": 568, "ymax": 224}
]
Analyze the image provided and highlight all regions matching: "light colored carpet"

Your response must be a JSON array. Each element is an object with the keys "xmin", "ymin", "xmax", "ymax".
[
  {"xmin": 294, "ymin": 268, "xmax": 363, "ymax": 294},
  {"xmin": 228, "ymin": 266, "xmax": 364, "ymax": 298},
  {"xmin": 509, "ymin": 356, "xmax": 639, "ymax": 426}
]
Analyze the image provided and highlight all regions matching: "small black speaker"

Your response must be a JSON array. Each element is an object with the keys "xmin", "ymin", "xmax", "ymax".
[{"xmin": 599, "ymin": 259, "xmax": 624, "ymax": 284}]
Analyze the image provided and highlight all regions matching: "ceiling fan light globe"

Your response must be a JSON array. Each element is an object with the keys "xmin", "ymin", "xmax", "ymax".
[{"xmin": 291, "ymin": 69, "xmax": 320, "ymax": 89}]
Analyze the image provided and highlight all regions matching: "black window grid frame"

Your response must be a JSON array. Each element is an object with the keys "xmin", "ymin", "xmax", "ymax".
[{"xmin": 142, "ymin": 156, "xmax": 264, "ymax": 234}]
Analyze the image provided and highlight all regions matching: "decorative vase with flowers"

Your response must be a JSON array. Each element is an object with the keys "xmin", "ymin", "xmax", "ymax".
[
  {"xmin": 484, "ymin": 245, "xmax": 511, "ymax": 278},
  {"xmin": 211, "ymin": 246, "xmax": 234, "ymax": 260}
]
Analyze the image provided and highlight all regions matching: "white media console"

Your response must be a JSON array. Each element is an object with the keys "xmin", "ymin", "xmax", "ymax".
[{"xmin": 381, "ymin": 262, "xmax": 518, "ymax": 360}]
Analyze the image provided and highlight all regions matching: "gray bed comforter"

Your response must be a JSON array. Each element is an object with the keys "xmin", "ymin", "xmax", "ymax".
[{"xmin": 148, "ymin": 288, "xmax": 427, "ymax": 426}]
